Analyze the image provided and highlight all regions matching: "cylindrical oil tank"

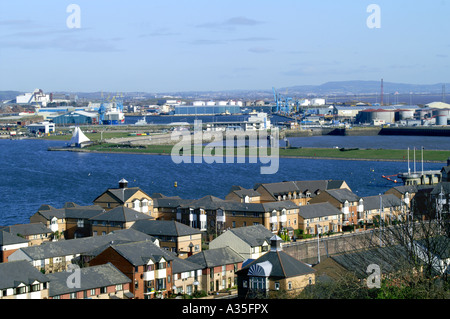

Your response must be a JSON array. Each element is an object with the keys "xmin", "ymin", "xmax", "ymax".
[
  {"xmin": 372, "ymin": 110, "xmax": 395, "ymax": 123},
  {"xmin": 398, "ymin": 110, "xmax": 415, "ymax": 120},
  {"xmin": 436, "ymin": 115, "xmax": 448, "ymax": 125},
  {"xmin": 433, "ymin": 109, "xmax": 450, "ymax": 117},
  {"xmin": 419, "ymin": 109, "xmax": 430, "ymax": 119}
]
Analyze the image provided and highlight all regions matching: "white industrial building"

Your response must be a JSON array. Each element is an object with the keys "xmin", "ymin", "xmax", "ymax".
[
  {"xmin": 26, "ymin": 121, "xmax": 56, "ymax": 134},
  {"xmin": 16, "ymin": 89, "xmax": 51, "ymax": 106}
]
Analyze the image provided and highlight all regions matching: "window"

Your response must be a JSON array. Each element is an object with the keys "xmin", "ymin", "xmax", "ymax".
[
  {"xmin": 90, "ymin": 289, "xmax": 96, "ymax": 296},
  {"xmin": 30, "ymin": 284, "xmax": 40, "ymax": 292},
  {"xmin": 288, "ymin": 281, "xmax": 292, "ymax": 290},
  {"xmin": 70, "ymin": 292, "xmax": 77, "ymax": 299},
  {"xmin": 243, "ymin": 280, "xmax": 248, "ymax": 288},
  {"xmin": 15, "ymin": 286, "xmax": 26, "ymax": 295},
  {"xmin": 100, "ymin": 287, "xmax": 107, "ymax": 294},
  {"xmin": 115, "ymin": 284, "xmax": 123, "ymax": 291},
  {"xmin": 275, "ymin": 282, "xmax": 280, "ymax": 290},
  {"xmin": 77, "ymin": 219, "xmax": 84, "ymax": 228}
]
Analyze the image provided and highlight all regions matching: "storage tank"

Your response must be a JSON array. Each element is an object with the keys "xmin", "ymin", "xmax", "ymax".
[
  {"xmin": 433, "ymin": 109, "xmax": 450, "ymax": 117},
  {"xmin": 419, "ymin": 109, "xmax": 431, "ymax": 119},
  {"xmin": 206, "ymin": 101, "xmax": 216, "ymax": 106},
  {"xmin": 436, "ymin": 115, "xmax": 448, "ymax": 125},
  {"xmin": 218, "ymin": 101, "xmax": 227, "ymax": 106},
  {"xmin": 398, "ymin": 110, "xmax": 415, "ymax": 120}
]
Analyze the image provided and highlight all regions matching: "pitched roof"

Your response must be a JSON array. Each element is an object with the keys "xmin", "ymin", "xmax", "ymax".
[
  {"xmin": 255, "ymin": 180, "xmax": 347, "ymax": 199},
  {"xmin": 387, "ymin": 184, "xmax": 434, "ymax": 195},
  {"xmin": 108, "ymin": 240, "xmax": 176, "ymax": 266},
  {"xmin": 298, "ymin": 202, "xmax": 343, "ymax": 219},
  {"xmin": 226, "ymin": 225, "xmax": 273, "ymax": 247},
  {"xmin": 10, "ymin": 229, "xmax": 155, "ymax": 260},
  {"xmin": 46, "ymin": 263, "xmax": 131, "ymax": 297},
  {"xmin": 361, "ymin": 194, "xmax": 402, "ymax": 211},
  {"xmin": 35, "ymin": 203, "xmax": 104, "ymax": 220},
  {"xmin": 324, "ymin": 188, "xmax": 360, "ymax": 203},
  {"xmin": 186, "ymin": 247, "xmax": 245, "ymax": 268},
  {"xmin": 239, "ymin": 250, "xmax": 316, "ymax": 278},
  {"xmin": 0, "ymin": 222, "xmax": 53, "ymax": 237},
  {"xmin": 228, "ymin": 186, "xmax": 261, "ymax": 198},
  {"xmin": 0, "ymin": 231, "xmax": 29, "ymax": 246},
  {"xmin": 329, "ymin": 245, "xmax": 415, "ymax": 279},
  {"xmin": 95, "ymin": 187, "xmax": 151, "ymax": 204},
  {"xmin": 89, "ymin": 206, "xmax": 153, "ymax": 222},
  {"xmin": 172, "ymin": 257, "xmax": 203, "ymax": 274},
  {"xmin": 130, "ymin": 220, "xmax": 201, "ymax": 237},
  {"xmin": 0, "ymin": 260, "xmax": 49, "ymax": 290}
]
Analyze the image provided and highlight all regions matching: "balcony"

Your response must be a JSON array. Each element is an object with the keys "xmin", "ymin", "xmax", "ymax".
[{"xmin": 143, "ymin": 271, "xmax": 155, "ymax": 281}]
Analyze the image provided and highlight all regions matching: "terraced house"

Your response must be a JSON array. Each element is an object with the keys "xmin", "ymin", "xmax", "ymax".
[
  {"xmin": 0, "ymin": 260, "xmax": 50, "ymax": 299},
  {"xmin": 0, "ymin": 223, "xmax": 52, "ymax": 246},
  {"xmin": 30, "ymin": 202, "xmax": 105, "ymax": 239},
  {"xmin": 253, "ymin": 180, "xmax": 350, "ymax": 205},
  {"xmin": 130, "ymin": 220, "xmax": 202, "ymax": 259},
  {"xmin": 309, "ymin": 188, "xmax": 361, "ymax": 228},
  {"xmin": 93, "ymin": 179, "xmax": 154, "ymax": 217},
  {"xmin": 90, "ymin": 206, "xmax": 153, "ymax": 236},
  {"xmin": 89, "ymin": 240, "xmax": 175, "ymax": 299},
  {"xmin": 298, "ymin": 202, "xmax": 344, "ymax": 235}
]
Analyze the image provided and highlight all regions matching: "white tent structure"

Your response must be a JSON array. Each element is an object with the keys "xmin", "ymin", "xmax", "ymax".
[{"xmin": 68, "ymin": 127, "xmax": 91, "ymax": 148}]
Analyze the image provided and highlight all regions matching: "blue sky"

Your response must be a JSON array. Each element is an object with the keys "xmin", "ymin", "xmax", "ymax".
[{"xmin": 0, "ymin": 0, "xmax": 449, "ymax": 93}]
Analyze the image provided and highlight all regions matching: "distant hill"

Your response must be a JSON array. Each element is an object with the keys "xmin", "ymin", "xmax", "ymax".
[
  {"xmin": 279, "ymin": 81, "xmax": 450, "ymax": 95},
  {"xmin": 2, "ymin": 81, "xmax": 449, "ymax": 102}
]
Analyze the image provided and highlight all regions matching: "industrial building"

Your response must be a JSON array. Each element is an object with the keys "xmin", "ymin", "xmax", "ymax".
[
  {"xmin": 205, "ymin": 112, "xmax": 272, "ymax": 131},
  {"xmin": 49, "ymin": 111, "xmax": 99, "ymax": 125},
  {"xmin": 26, "ymin": 121, "xmax": 55, "ymax": 134},
  {"xmin": 174, "ymin": 100, "xmax": 243, "ymax": 115}
]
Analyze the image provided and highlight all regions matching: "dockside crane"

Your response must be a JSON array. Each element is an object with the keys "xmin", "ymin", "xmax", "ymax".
[{"xmin": 272, "ymin": 87, "xmax": 296, "ymax": 114}]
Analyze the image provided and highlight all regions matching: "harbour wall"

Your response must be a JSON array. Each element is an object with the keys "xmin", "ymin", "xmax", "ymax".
[{"xmin": 285, "ymin": 126, "xmax": 450, "ymax": 138}]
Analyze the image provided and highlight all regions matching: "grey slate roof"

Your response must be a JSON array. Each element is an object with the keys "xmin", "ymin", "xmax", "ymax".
[
  {"xmin": 324, "ymin": 188, "xmax": 360, "ymax": 203},
  {"xmin": 89, "ymin": 206, "xmax": 153, "ymax": 222},
  {"xmin": 255, "ymin": 180, "xmax": 347, "ymax": 199},
  {"xmin": 226, "ymin": 225, "xmax": 273, "ymax": 247},
  {"xmin": 108, "ymin": 240, "xmax": 176, "ymax": 266},
  {"xmin": 361, "ymin": 194, "xmax": 402, "ymax": 211},
  {"xmin": 35, "ymin": 203, "xmax": 104, "ymax": 220},
  {"xmin": 153, "ymin": 197, "xmax": 193, "ymax": 208},
  {"xmin": 186, "ymin": 247, "xmax": 245, "ymax": 268},
  {"xmin": 130, "ymin": 220, "xmax": 201, "ymax": 237},
  {"xmin": 172, "ymin": 257, "xmax": 203, "ymax": 274},
  {"xmin": 95, "ymin": 187, "xmax": 151, "ymax": 204},
  {"xmin": 0, "ymin": 222, "xmax": 52, "ymax": 237},
  {"xmin": 11, "ymin": 229, "xmax": 156, "ymax": 261},
  {"xmin": 0, "ymin": 260, "xmax": 49, "ymax": 289},
  {"xmin": 387, "ymin": 184, "xmax": 434, "ymax": 195},
  {"xmin": 430, "ymin": 182, "xmax": 450, "ymax": 196},
  {"xmin": 46, "ymin": 262, "xmax": 131, "ymax": 297},
  {"xmin": 0, "ymin": 231, "xmax": 29, "ymax": 246},
  {"xmin": 329, "ymin": 245, "xmax": 415, "ymax": 279},
  {"xmin": 298, "ymin": 202, "xmax": 343, "ymax": 219},
  {"xmin": 239, "ymin": 249, "xmax": 316, "ymax": 278},
  {"xmin": 228, "ymin": 186, "xmax": 261, "ymax": 198}
]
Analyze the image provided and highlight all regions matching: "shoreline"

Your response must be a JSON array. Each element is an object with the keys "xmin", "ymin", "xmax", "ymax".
[{"xmin": 47, "ymin": 146, "xmax": 448, "ymax": 163}]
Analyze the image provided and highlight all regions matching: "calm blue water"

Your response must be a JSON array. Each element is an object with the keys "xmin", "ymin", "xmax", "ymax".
[
  {"xmin": 0, "ymin": 138, "xmax": 445, "ymax": 226},
  {"xmin": 282, "ymin": 135, "xmax": 450, "ymax": 151}
]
